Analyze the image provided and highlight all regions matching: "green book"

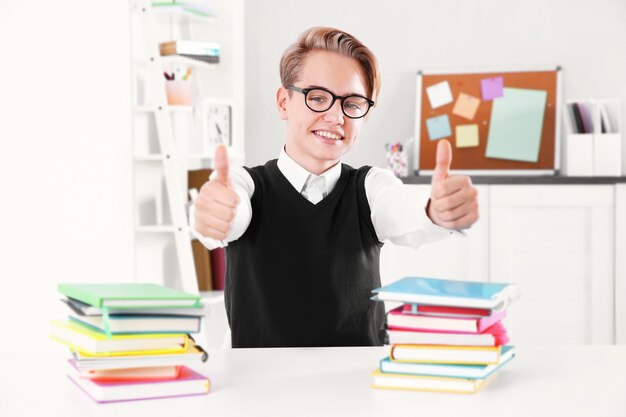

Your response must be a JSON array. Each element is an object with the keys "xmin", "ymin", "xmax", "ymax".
[{"xmin": 58, "ymin": 283, "xmax": 201, "ymax": 309}]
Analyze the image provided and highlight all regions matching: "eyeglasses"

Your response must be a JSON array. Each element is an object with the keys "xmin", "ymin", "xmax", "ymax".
[{"xmin": 285, "ymin": 85, "xmax": 375, "ymax": 119}]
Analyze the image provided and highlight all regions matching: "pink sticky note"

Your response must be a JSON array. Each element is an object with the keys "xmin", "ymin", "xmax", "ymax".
[{"xmin": 481, "ymin": 77, "xmax": 504, "ymax": 101}]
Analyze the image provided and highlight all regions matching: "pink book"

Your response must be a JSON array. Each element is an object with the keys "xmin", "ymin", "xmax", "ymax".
[
  {"xmin": 387, "ymin": 305, "xmax": 506, "ymax": 333},
  {"xmin": 67, "ymin": 362, "xmax": 210, "ymax": 403},
  {"xmin": 387, "ymin": 322, "xmax": 510, "ymax": 346}
]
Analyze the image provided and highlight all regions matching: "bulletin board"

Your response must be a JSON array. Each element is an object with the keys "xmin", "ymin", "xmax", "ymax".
[{"xmin": 415, "ymin": 67, "xmax": 562, "ymax": 175}]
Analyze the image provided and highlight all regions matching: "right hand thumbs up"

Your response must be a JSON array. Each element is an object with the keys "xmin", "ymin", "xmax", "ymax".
[
  {"xmin": 214, "ymin": 144, "xmax": 231, "ymax": 186},
  {"xmin": 194, "ymin": 145, "xmax": 241, "ymax": 241}
]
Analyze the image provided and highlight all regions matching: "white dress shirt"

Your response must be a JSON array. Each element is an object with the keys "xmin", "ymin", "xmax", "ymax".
[{"xmin": 190, "ymin": 148, "xmax": 458, "ymax": 250}]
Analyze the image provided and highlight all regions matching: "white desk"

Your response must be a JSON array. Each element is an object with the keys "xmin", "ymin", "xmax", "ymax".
[{"xmin": 2, "ymin": 346, "xmax": 625, "ymax": 417}]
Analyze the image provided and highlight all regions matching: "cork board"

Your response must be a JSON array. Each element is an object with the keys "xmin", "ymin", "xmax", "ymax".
[{"xmin": 415, "ymin": 68, "xmax": 561, "ymax": 174}]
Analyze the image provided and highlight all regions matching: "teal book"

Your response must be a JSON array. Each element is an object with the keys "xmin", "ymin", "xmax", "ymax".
[
  {"xmin": 379, "ymin": 345, "xmax": 515, "ymax": 379},
  {"xmin": 372, "ymin": 277, "xmax": 519, "ymax": 309},
  {"xmin": 58, "ymin": 283, "xmax": 201, "ymax": 309}
]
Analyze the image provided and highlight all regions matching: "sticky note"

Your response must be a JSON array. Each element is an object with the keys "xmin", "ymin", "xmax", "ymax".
[
  {"xmin": 452, "ymin": 93, "xmax": 481, "ymax": 120},
  {"xmin": 456, "ymin": 124, "xmax": 479, "ymax": 148},
  {"xmin": 426, "ymin": 81, "xmax": 453, "ymax": 109},
  {"xmin": 481, "ymin": 77, "xmax": 504, "ymax": 100},
  {"xmin": 486, "ymin": 87, "xmax": 547, "ymax": 162},
  {"xmin": 426, "ymin": 115, "xmax": 452, "ymax": 140}
]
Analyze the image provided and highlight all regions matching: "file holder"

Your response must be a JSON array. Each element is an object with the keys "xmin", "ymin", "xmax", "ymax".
[
  {"xmin": 563, "ymin": 99, "xmax": 622, "ymax": 176},
  {"xmin": 592, "ymin": 99, "xmax": 621, "ymax": 176},
  {"xmin": 563, "ymin": 100, "xmax": 593, "ymax": 176}
]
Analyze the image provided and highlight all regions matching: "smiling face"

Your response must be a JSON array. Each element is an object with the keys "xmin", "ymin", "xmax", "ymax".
[{"xmin": 276, "ymin": 50, "xmax": 370, "ymax": 175}]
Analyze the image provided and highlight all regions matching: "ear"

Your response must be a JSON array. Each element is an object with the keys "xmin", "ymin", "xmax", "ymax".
[{"xmin": 276, "ymin": 86, "xmax": 289, "ymax": 120}]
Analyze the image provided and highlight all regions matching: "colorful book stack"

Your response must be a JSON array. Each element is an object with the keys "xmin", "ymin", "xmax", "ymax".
[
  {"xmin": 371, "ymin": 277, "xmax": 520, "ymax": 394},
  {"xmin": 50, "ymin": 283, "xmax": 211, "ymax": 403}
]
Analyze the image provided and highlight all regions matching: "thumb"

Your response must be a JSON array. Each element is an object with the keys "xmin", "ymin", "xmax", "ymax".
[
  {"xmin": 432, "ymin": 139, "xmax": 452, "ymax": 183},
  {"xmin": 214, "ymin": 145, "xmax": 230, "ymax": 186}
]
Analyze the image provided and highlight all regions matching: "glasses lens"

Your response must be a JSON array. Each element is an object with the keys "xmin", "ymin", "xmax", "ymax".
[
  {"xmin": 343, "ymin": 96, "xmax": 370, "ymax": 118},
  {"xmin": 305, "ymin": 89, "xmax": 334, "ymax": 112}
]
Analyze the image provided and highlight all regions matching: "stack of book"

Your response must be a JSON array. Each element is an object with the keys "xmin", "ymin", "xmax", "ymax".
[
  {"xmin": 370, "ymin": 276, "xmax": 520, "ymax": 394},
  {"xmin": 50, "ymin": 283, "xmax": 211, "ymax": 403},
  {"xmin": 159, "ymin": 40, "xmax": 221, "ymax": 64}
]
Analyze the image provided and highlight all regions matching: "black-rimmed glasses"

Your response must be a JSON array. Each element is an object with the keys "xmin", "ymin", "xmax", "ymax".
[{"xmin": 285, "ymin": 85, "xmax": 375, "ymax": 119}]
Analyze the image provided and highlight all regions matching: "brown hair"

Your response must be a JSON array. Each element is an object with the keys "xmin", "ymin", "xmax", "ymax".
[{"xmin": 279, "ymin": 27, "xmax": 381, "ymax": 102}]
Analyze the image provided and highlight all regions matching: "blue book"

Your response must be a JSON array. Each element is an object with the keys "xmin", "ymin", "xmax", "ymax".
[
  {"xmin": 372, "ymin": 277, "xmax": 519, "ymax": 309},
  {"xmin": 380, "ymin": 345, "xmax": 516, "ymax": 379}
]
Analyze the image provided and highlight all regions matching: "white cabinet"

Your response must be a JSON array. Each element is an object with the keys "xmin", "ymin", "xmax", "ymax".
[
  {"xmin": 379, "ymin": 185, "xmax": 490, "ymax": 285},
  {"xmin": 380, "ymin": 183, "xmax": 621, "ymax": 345},
  {"xmin": 490, "ymin": 185, "xmax": 614, "ymax": 345}
]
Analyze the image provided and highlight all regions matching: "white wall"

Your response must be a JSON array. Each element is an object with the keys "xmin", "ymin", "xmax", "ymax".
[
  {"xmin": 1, "ymin": 0, "xmax": 625, "ymax": 354},
  {"xmin": 0, "ymin": 2, "xmax": 134, "ymax": 352},
  {"xmin": 244, "ymin": 0, "xmax": 626, "ymax": 171}
]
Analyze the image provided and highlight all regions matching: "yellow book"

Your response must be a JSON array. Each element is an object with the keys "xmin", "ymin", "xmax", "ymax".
[
  {"xmin": 50, "ymin": 320, "xmax": 188, "ymax": 356},
  {"xmin": 371, "ymin": 369, "xmax": 491, "ymax": 394},
  {"xmin": 72, "ymin": 340, "xmax": 208, "ymax": 370},
  {"xmin": 390, "ymin": 344, "xmax": 501, "ymax": 365}
]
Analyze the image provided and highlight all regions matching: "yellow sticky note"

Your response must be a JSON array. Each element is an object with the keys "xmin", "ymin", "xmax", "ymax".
[
  {"xmin": 452, "ymin": 93, "xmax": 480, "ymax": 120},
  {"xmin": 456, "ymin": 124, "xmax": 479, "ymax": 148}
]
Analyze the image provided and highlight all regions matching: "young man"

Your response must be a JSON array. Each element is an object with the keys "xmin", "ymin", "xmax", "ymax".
[{"xmin": 191, "ymin": 27, "xmax": 479, "ymax": 348}]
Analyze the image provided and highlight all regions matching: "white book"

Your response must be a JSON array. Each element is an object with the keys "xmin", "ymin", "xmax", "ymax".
[
  {"xmin": 387, "ymin": 329, "xmax": 500, "ymax": 346},
  {"xmin": 68, "ymin": 312, "xmax": 201, "ymax": 334}
]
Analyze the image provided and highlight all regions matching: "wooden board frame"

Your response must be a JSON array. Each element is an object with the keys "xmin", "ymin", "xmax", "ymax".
[{"xmin": 414, "ymin": 66, "xmax": 562, "ymax": 175}]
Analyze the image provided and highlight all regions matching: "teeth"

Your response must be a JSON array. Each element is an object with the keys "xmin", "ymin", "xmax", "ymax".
[{"xmin": 316, "ymin": 131, "xmax": 341, "ymax": 140}]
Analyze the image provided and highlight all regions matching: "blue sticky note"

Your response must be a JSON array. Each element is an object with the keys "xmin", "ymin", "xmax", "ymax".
[
  {"xmin": 426, "ymin": 115, "xmax": 452, "ymax": 140},
  {"xmin": 485, "ymin": 88, "xmax": 547, "ymax": 163}
]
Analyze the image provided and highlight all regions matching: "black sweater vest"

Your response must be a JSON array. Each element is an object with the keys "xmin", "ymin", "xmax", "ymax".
[{"xmin": 224, "ymin": 159, "xmax": 386, "ymax": 348}]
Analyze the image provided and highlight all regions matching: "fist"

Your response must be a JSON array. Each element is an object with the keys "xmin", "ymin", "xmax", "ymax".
[
  {"xmin": 194, "ymin": 145, "xmax": 240, "ymax": 241},
  {"xmin": 427, "ymin": 139, "xmax": 479, "ymax": 230}
]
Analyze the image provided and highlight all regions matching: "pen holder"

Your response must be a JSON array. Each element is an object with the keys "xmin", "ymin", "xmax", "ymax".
[{"xmin": 165, "ymin": 80, "xmax": 192, "ymax": 105}]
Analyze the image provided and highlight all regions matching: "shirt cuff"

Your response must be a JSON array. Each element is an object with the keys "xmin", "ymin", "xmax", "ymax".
[{"xmin": 423, "ymin": 199, "xmax": 467, "ymax": 237}]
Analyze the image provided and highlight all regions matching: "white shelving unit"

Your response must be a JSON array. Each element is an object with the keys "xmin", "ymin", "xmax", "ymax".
[{"xmin": 129, "ymin": 0, "xmax": 245, "ymax": 300}]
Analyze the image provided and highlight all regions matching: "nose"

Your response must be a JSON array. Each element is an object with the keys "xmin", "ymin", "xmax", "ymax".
[{"xmin": 323, "ymin": 98, "xmax": 345, "ymax": 125}]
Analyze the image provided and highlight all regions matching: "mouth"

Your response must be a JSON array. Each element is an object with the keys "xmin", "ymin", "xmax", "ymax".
[{"xmin": 313, "ymin": 130, "xmax": 344, "ymax": 142}]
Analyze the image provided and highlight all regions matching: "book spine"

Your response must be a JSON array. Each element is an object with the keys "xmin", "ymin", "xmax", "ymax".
[{"xmin": 571, "ymin": 102, "xmax": 584, "ymax": 134}]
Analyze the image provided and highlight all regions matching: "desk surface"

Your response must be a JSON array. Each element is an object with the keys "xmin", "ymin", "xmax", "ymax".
[{"xmin": 2, "ymin": 346, "xmax": 625, "ymax": 417}]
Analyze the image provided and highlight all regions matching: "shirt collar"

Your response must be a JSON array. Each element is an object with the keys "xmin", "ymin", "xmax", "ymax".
[{"xmin": 277, "ymin": 147, "xmax": 342, "ymax": 194}]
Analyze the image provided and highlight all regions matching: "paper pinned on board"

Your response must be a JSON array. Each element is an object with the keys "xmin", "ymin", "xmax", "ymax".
[
  {"xmin": 480, "ymin": 76, "xmax": 504, "ymax": 101},
  {"xmin": 485, "ymin": 87, "xmax": 547, "ymax": 163},
  {"xmin": 452, "ymin": 93, "xmax": 481, "ymax": 120},
  {"xmin": 456, "ymin": 124, "xmax": 479, "ymax": 148},
  {"xmin": 426, "ymin": 81, "xmax": 454, "ymax": 109},
  {"xmin": 426, "ymin": 114, "xmax": 452, "ymax": 140}
]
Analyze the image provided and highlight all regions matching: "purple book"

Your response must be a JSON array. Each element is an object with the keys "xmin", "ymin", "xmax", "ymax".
[
  {"xmin": 576, "ymin": 102, "xmax": 594, "ymax": 134},
  {"xmin": 67, "ymin": 361, "xmax": 210, "ymax": 403}
]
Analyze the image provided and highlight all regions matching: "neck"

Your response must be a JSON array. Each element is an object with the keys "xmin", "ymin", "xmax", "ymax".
[{"xmin": 284, "ymin": 144, "xmax": 338, "ymax": 176}]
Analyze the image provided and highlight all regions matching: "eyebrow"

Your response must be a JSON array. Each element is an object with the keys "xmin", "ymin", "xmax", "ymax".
[{"xmin": 306, "ymin": 84, "xmax": 367, "ymax": 97}]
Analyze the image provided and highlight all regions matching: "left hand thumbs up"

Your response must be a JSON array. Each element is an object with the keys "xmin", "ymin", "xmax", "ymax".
[{"xmin": 427, "ymin": 139, "xmax": 479, "ymax": 230}]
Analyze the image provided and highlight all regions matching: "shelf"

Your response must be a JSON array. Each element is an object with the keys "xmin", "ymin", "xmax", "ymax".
[
  {"xmin": 135, "ymin": 105, "xmax": 193, "ymax": 113},
  {"xmin": 135, "ymin": 225, "xmax": 177, "ymax": 233},
  {"xmin": 151, "ymin": 4, "xmax": 217, "ymax": 24},
  {"xmin": 134, "ymin": 152, "xmax": 245, "ymax": 162},
  {"xmin": 200, "ymin": 290, "xmax": 225, "ymax": 305},
  {"xmin": 134, "ymin": 154, "xmax": 165, "ymax": 161},
  {"xmin": 160, "ymin": 55, "xmax": 219, "ymax": 69}
]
